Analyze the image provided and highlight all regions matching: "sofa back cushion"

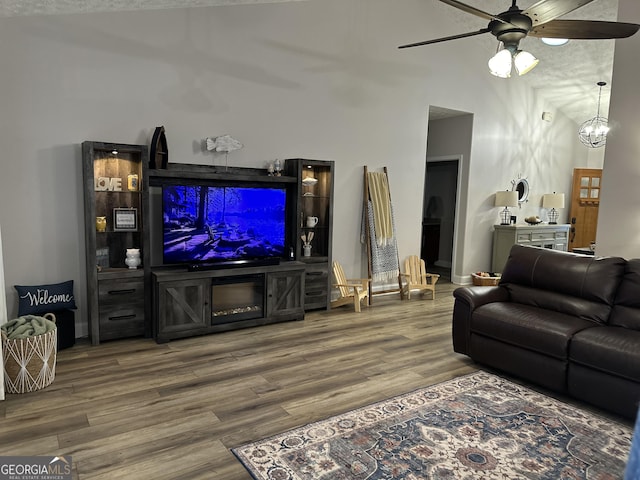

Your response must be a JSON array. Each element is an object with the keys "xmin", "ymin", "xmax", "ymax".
[
  {"xmin": 500, "ymin": 245, "xmax": 626, "ymax": 324},
  {"xmin": 609, "ymin": 259, "xmax": 640, "ymax": 330},
  {"xmin": 503, "ymin": 284, "xmax": 613, "ymax": 324}
]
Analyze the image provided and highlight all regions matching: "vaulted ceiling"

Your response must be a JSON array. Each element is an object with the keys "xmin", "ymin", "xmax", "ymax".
[
  {"xmin": 447, "ymin": 0, "xmax": 620, "ymax": 124},
  {"xmin": 0, "ymin": 0, "xmax": 626, "ymax": 126}
]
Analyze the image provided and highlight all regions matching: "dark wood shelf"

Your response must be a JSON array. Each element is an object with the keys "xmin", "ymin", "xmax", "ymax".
[
  {"xmin": 98, "ymin": 268, "xmax": 144, "ymax": 280},
  {"xmin": 149, "ymin": 163, "xmax": 296, "ymax": 185}
]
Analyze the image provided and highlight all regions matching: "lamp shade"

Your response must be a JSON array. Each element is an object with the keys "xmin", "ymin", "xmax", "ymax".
[
  {"xmin": 488, "ymin": 49, "xmax": 512, "ymax": 78},
  {"xmin": 495, "ymin": 191, "xmax": 519, "ymax": 207},
  {"xmin": 542, "ymin": 193, "xmax": 565, "ymax": 209},
  {"xmin": 513, "ymin": 50, "xmax": 539, "ymax": 76}
]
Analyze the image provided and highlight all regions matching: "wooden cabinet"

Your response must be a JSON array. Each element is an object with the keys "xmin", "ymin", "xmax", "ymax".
[
  {"xmin": 155, "ymin": 277, "xmax": 211, "ymax": 339},
  {"xmin": 285, "ymin": 159, "xmax": 334, "ymax": 310},
  {"xmin": 152, "ymin": 262, "xmax": 304, "ymax": 343},
  {"xmin": 82, "ymin": 142, "xmax": 149, "ymax": 344},
  {"xmin": 266, "ymin": 269, "xmax": 304, "ymax": 319},
  {"xmin": 492, "ymin": 224, "xmax": 570, "ymax": 272}
]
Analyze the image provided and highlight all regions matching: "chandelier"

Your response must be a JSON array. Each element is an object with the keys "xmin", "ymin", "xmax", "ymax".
[{"xmin": 578, "ymin": 81, "xmax": 609, "ymax": 148}]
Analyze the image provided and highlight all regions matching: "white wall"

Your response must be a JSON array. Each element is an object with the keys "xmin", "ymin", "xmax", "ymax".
[
  {"xmin": 597, "ymin": 0, "xmax": 640, "ymax": 258},
  {"xmin": 0, "ymin": 0, "xmax": 590, "ymax": 335}
]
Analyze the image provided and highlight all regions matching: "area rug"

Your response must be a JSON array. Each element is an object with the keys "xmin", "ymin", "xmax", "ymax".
[{"xmin": 232, "ymin": 371, "xmax": 633, "ymax": 479}]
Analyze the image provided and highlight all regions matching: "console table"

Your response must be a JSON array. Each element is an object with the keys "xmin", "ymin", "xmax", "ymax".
[{"xmin": 492, "ymin": 224, "xmax": 570, "ymax": 272}]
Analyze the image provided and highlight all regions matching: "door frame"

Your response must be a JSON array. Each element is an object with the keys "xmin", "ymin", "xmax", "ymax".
[{"xmin": 424, "ymin": 154, "xmax": 463, "ymax": 282}]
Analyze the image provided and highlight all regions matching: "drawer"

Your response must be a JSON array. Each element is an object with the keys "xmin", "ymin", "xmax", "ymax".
[
  {"xmin": 305, "ymin": 273, "xmax": 328, "ymax": 295},
  {"xmin": 98, "ymin": 279, "xmax": 145, "ymax": 306},
  {"xmin": 305, "ymin": 266, "xmax": 329, "ymax": 288},
  {"xmin": 532, "ymin": 233, "xmax": 555, "ymax": 241},
  {"xmin": 304, "ymin": 294, "xmax": 328, "ymax": 310},
  {"xmin": 99, "ymin": 303, "xmax": 145, "ymax": 340},
  {"xmin": 98, "ymin": 278, "xmax": 145, "ymax": 340},
  {"xmin": 304, "ymin": 265, "xmax": 329, "ymax": 310},
  {"xmin": 516, "ymin": 233, "xmax": 532, "ymax": 242}
]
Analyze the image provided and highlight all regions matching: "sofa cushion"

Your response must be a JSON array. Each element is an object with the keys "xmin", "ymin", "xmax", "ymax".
[
  {"xmin": 504, "ymin": 284, "xmax": 612, "ymax": 325},
  {"xmin": 501, "ymin": 245, "xmax": 626, "ymax": 307},
  {"xmin": 472, "ymin": 302, "xmax": 597, "ymax": 359},
  {"xmin": 609, "ymin": 259, "xmax": 640, "ymax": 330},
  {"xmin": 570, "ymin": 326, "xmax": 640, "ymax": 383}
]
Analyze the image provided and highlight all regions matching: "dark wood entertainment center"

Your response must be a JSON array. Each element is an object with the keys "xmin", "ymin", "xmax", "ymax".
[
  {"xmin": 82, "ymin": 142, "xmax": 334, "ymax": 344},
  {"xmin": 152, "ymin": 261, "xmax": 305, "ymax": 343}
]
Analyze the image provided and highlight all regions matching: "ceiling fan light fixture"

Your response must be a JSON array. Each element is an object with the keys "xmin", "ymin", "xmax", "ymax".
[
  {"xmin": 541, "ymin": 38, "xmax": 569, "ymax": 46},
  {"xmin": 488, "ymin": 48, "xmax": 512, "ymax": 78},
  {"xmin": 513, "ymin": 50, "xmax": 539, "ymax": 75}
]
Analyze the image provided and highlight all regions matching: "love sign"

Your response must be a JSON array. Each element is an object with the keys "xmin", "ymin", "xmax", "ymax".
[{"xmin": 95, "ymin": 177, "xmax": 123, "ymax": 191}]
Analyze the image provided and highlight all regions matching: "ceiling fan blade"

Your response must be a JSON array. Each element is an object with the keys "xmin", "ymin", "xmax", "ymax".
[
  {"xmin": 398, "ymin": 28, "xmax": 490, "ymax": 49},
  {"xmin": 523, "ymin": 0, "xmax": 595, "ymax": 26},
  {"xmin": 438, "ymin": 0, "xmax": 499, "ymax": 22},
  {"xmin": 530, "ymin": 20, "xmax": 640, "ymax": 39}
]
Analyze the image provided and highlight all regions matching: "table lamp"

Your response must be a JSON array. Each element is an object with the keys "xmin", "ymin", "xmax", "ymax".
[
  {"xmin": 542, "ymin": 193, "xmax": 565, "ymax": 224},
  {"xmin": 495, "ymin": 191, "xmax": 519, "ymax": 225}
]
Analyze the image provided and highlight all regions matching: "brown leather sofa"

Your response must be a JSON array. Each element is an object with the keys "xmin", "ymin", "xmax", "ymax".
[{"xmin": 452, "ymin": 244, "xmax": 640, "ymax": 419}]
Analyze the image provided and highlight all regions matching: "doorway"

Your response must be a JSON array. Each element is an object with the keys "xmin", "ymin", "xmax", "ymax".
[
  {"xmin": 421, "ymin": 158, "xmax": 459, "ymax": 280},
  {"xmin": 423, "ymin": 107, "xmax": 473, "ymax": 283}
]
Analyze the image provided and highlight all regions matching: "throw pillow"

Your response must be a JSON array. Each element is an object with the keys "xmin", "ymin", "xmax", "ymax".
[{"xmin": 15, "ymin": 280, "xmax": 77, "ymax": 316}]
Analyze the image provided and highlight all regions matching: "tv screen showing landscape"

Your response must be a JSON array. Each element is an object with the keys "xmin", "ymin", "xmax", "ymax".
[{"xmin": 162, "ymin": 184, "xmax": 286, "ymax": 265}]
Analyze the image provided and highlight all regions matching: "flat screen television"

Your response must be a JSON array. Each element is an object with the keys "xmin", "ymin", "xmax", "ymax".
[{"xmin": 162, "ymin": 184, "xmax": 287, "ymax": 266}]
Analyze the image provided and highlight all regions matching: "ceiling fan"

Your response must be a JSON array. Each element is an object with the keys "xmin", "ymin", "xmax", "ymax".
[{"xmin": 399, "ymin": 0, "xmax": 640, "ymax": 77}]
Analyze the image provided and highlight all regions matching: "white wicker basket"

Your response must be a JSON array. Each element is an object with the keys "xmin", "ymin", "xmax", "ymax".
[{"xmin": 2, "ymin": 313, "xmax": 57, "ymax": 394}]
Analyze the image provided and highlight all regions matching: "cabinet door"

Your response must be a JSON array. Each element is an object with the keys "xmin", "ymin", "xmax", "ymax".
[
  {"xmin": 266, "ymin": 270, "xmax": 304, "ymax": 319},
  {"xmin": 285, "ymin": 159, "xmax": 334, "ymax": 261},
  {"xmin": 156, "ymin": 278, "xmax": 210, "ymax": 337}
]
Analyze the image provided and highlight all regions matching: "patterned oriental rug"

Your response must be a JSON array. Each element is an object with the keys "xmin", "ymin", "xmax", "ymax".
[{"xmin": 233, "ymin": 372, "xmax": 633, "ymax": 479}]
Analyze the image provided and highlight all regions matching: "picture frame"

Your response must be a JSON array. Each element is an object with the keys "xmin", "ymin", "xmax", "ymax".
[{"xmin": 113, "ymin": 208, "xmax": 138, "ymax": 231}]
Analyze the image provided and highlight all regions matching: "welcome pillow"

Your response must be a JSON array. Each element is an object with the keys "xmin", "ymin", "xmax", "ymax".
[{"xmin": 15, "ymin": 280, "xmax": 77, "ymax": 316}]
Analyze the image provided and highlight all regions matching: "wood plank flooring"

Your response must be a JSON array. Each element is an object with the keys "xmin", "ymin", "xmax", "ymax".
[{"xmin": 0, "ymin": 282, "xmax": 477, "ymax": 479}]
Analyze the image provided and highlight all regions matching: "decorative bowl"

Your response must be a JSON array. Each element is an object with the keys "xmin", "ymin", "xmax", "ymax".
[{"xmin": 525, "ymin": 220, "xmax": 541, "ymax": 225}]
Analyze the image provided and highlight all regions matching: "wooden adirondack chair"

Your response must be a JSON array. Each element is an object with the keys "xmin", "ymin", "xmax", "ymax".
[
  {"xmin": 401, "ymin": 255, "xmax": 439, "ymax": 300},
  {"xmin": 331, "ymin": 261, "xmax": 370, "ymax": 312}
]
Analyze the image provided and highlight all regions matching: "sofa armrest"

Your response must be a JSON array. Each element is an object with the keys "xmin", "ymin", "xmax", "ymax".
[
  {"xmin": 453, "ymin": 285, "xmax": 509, "ymax": 309},
  {"xmin": 452, "ymin": 286, "xmax": 509, "ymax": 354}
]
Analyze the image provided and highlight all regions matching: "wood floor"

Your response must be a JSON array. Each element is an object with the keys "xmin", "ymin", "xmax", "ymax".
[{"xmin": 0, "ymin": 282, "xmax": 477, "ymax": 479}]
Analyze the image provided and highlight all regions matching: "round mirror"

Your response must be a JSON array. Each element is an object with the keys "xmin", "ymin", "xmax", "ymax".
[{"xmin": 512, "ymin": 178, "xmax": 529, "ymax": 204}]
